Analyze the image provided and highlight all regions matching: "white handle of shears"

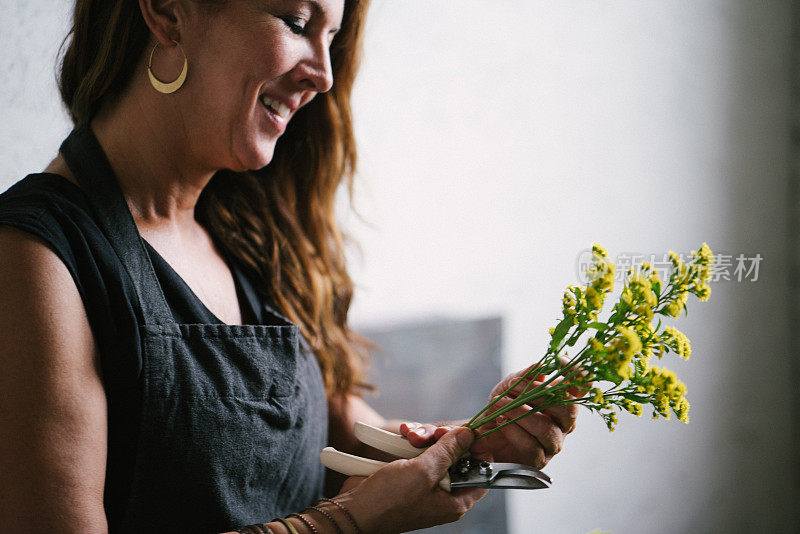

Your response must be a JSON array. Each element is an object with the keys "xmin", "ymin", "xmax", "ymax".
[
  {"xmin": 320, "ymin": 422, "xmax": 451, "ymax": 491},
  {"xmin": 353, "ymin": 421, "xmax": 430, "ymax": 459}
]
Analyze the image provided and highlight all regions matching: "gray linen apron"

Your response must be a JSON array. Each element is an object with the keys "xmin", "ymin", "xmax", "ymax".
[{"xmin": 60, "ymin": 127, "xmax": 328, "ymax": 533}]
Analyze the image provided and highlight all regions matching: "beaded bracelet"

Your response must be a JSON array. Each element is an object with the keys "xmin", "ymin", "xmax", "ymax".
[
  {"xmin": 288, "ymin": 513, "xmax": 319, "ymax": 533},
  {"xmin": 274, "ymin": 517, "xmax": 300, "ymax": 534},
  {"xmin": 305, "ymin": 505, "xmax": 343, "ymax": 534},
  {"xmin": 316, "ymin": 498, "xmax": 361, "ymax": 534}
]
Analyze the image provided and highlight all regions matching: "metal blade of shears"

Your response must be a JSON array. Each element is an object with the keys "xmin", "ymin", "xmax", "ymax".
[{"xmin": 448, "ymin": 459, "xmax": 552, "ymax": 490}]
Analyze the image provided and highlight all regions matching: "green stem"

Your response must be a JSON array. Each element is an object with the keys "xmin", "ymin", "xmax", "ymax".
[
  {"xmin": 474, "ymin": 397, "xmax": 584, "ymax": 439},
  {"xmin": 465, "ymin": 361, "xmax": 554, "ymax": 427},
  {"xmin": 468, "ymin": 360, "xmax": 588, "ymax": 429}
]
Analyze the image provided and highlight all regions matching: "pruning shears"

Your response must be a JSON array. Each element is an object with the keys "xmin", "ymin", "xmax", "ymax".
[{"xmin": 320, "ymin": 422, "xmax": 552, "ymax": 491}]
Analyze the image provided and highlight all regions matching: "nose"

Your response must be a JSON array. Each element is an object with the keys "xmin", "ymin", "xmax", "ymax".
[{"xmin": 293, "ymin": 40, "xmax": 334, "ymax": 93}]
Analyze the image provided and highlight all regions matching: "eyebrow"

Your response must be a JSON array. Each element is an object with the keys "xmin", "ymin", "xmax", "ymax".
[{"xmin": 303, "ymin": 0, "xmax": 341, "ymax": 34}]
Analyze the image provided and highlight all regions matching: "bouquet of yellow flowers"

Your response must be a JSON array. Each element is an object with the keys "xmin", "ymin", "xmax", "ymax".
[{"xmin": 466, "ymin": 243, "xmax": 714, "ymax": 437}]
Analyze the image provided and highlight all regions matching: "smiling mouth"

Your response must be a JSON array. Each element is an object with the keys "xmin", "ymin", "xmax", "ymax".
[{"xmin": 259, "ymin": 95, "xmax": 290, "ymax": 119}]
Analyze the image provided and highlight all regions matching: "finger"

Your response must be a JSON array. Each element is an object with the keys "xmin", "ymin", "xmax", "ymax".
[
  {"xmin": 542, "ymin": 403, "xmax": 579, "ymax": 434},
  {"xmin": 399, "ymin": 422, "xmax": 419, "ymax": 436},
  {"xmin": 416, "ymin": 427, "xmax": 475, "ymax": 475},
  {"xmin": 505, "ymin": 379, "xmax": 545, "ymax": 398},
  {"xmin": 487, "ymin": 396, "xmax": 564, "ymax": 462},
  {"xmin": 491, "ymin": 367, "xmax": 546, "ymax": 399},
  {"xmin": 406, "ymin": 423, "xmax": 438, "ymax": 447},
  {"xmin": 433, "ymin": 426, "xmax": 455, "ymax": 440},
  {"xmin": 557, "ymin": 355, "xmax": 592, "ymax": 397},
  {"xmin": 467, "ymin": 435, "xmax": 494, "ymax": 463},
  {"xmin": 450, "ymin": 486, "xmax": 490, "ymax": 511},
  {"xmin": 509, "ymin": 410, "xmax": 565, "ymax": 461}
]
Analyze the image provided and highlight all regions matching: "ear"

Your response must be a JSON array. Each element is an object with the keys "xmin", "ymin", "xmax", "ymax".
[{"xmin": 138, "ymin": 0, "xmax": 190, "ymax": 45}]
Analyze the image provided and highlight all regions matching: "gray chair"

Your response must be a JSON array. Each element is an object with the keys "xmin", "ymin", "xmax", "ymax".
[{"xmin": 360, "ymin": 316, "xmax": 507, "ymax": 534}]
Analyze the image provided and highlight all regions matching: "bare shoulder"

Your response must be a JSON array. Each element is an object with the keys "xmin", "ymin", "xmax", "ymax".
[
  {"xmin": 42, "ymin": 152, "xmax": 79, "ymax": 186},
  {"xmin": 0, "ymin": 225, "xmax": 108, "ymax": 531}
]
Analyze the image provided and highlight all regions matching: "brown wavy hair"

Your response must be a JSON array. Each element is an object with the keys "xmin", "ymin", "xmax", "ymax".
[{"xmin": 57, "ymin": 0, "xmax": 372, "ymax": 397}]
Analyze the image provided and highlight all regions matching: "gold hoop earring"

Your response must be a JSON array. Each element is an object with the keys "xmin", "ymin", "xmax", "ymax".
[{"xmin": 147, "ymin": 40, "xmax": 188, "ymax": 94}]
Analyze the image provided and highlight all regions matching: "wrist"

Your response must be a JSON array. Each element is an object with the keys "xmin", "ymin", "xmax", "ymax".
[{"xmin": 326, "ymin": 492, "xmax": 381, "ymax": 534}]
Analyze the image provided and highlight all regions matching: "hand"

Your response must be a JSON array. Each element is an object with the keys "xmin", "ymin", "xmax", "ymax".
[
  {"xmin": 335, "ymin": 427, "xmax": 488, "ymax": 533},
  {"xmin": 399, "ymin": 367, "xmax": 581, "ymax": 469},
  {"xmin": 471, "ymin": 368, "xmax": 580, "ymax": 468}
]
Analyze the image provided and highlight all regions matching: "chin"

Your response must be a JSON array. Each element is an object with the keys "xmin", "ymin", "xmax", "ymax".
[{"xmin": 234, "ymin": 142, "xmax": 277, "ymax": 172}]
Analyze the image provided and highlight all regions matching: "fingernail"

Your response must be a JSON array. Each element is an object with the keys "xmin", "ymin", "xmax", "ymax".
[{"xmin": 456, "ymin": 428, "xmax": 474, "ymax": 449}]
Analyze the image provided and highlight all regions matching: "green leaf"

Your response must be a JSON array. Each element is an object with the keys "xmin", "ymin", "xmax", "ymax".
[
  {"xmin": 566, "ymin": 325, "xmax": 588, "ymax": 346},
  {"xmin": 549, "ymin": 316, "xmax": 573, "ymax": 350},
  {"xmin": 652, "ymin": 280, "xmax": 662, "ymax": 298},
  {"xmin": 620, "ymin": 392, "xmax": 650, "ymax": 403},
  {"xmin": 587, "ymin": 322, "xmax": 607, "ymax": 331}
]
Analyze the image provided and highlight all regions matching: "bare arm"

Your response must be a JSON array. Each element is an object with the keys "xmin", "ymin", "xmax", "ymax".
[{"xmin": 0, "ymin": 226, "xmax": 108, "ymax": 532}]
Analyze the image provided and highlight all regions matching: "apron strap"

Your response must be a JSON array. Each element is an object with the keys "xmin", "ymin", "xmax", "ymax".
[{"xmin": 60, "ymin": 127, "xmax": 173, "ymax": 325}]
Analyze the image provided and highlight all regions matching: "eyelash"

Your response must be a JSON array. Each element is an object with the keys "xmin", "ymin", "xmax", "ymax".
[{"xmin": 281, "ymin": 16, "xmax": 308, "ymax": 36}]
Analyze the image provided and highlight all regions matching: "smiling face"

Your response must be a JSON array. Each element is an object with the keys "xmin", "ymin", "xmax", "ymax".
[{"xmin": 178, "ymin": 0, "xmax": 345, "ymax": 172}]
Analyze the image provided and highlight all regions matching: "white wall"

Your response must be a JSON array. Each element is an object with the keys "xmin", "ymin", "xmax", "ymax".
[
  {"xmin": 1, "ymin": 1, "xmax": 798, "ymax": 532},
  {"xmin": 346, "ymin": 1, "xmax": 799, "ymax": 532},
  {"xmin": 0, "ymin": 0, "xmax": 73, "ymax": 182}
]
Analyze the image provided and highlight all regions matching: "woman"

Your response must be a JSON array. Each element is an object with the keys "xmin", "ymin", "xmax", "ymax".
[{"xmin": 0, "ymin": 0, "xmax": 578, "ymax": 532}]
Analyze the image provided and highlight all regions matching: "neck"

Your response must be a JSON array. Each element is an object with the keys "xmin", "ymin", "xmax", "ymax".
[{"xmin": 89, "ymin": 74, "xmax": 216, "ymax": 232}]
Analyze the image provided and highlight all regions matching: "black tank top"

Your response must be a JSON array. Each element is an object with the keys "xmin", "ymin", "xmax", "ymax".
[{"xmin": 0, "ymin": 172, "xmax": 325, "ymax": 528}]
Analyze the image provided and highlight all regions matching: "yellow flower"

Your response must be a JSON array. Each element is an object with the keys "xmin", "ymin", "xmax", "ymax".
[
  {"xmin": 655, "ymin": 393, "xmax": 671, "ymax": 419},
  {"xmin": 643, "ymin": 287, "xmax": 658, "ymax": 307},
  {"xmin": 696, "ymin": 265, "xmax": 710, "ymax": 283},
  {"xmin": 591, "ymin": 388, "xmax": 604, "ymax": 404},
  {"xmin": 585, "ymin": 286, "xmax": 604, "ymax": 310},
  {"xmin": 639, "ymin": 353, "xmax": 651, "ymax": 373},
  {"xmin": 562, "ymin": 289, "xmax": 577, "ymax": 315},
  {"xmin": 617, "ymin": 362, "xmax": 632, "ymax": 381},
  {"xmin": 622, "ymin": 399, "xmax": 643, "ymax": 417},
  {"xmin": 615, "ymin": 326, "xmax": 642, "ymax": 358},
  {"xmin": 665, "ymin": 301, "xmax": 682, "ymax": 317},
  {"xmin": 588, "ymin": 258, "xmax": 615, "ymax": 292},
  {"xmin": 670, "ymin": 380, "xmax": 687, "ymax": 400},
  {"xmin": 692, "ymin": 242, "xmax": 714, "ymax": 266},
  {"xmin": 592, "ymin": 243, "xmax": 608, "ymax": 258},
  {"xmin": 628, "ymin": 271, "xmax": 648, "ymax": 289},
  {"xmin": 695, "ymin": 282, "xmax": 711, "ymax": 301},
  {"xmin": 605, "ymin": 411, "xmax": 618, "ymax": 431},
  {"xmin": 648, "ymin": 270, "xmax": 662, "ymax": 286},
  {"xmin": 634, "ymin": 304, "xmax": 654, "ymax": 321},
  {"xmin": 676, "ymin": 398, "xmax": 691, "ymax": 423},
  {"xmin": 621, "ymin": 286, "xmax": 634, "ymax": 305},
  {"xmin": 662, "ymin": 327, "xmax": 691, "ymax": 359}
]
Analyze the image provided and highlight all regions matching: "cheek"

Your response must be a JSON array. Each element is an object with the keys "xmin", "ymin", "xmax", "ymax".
[{"xmin": 255, "ymin": 39, "xmax": 298, "ymax": 79}]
